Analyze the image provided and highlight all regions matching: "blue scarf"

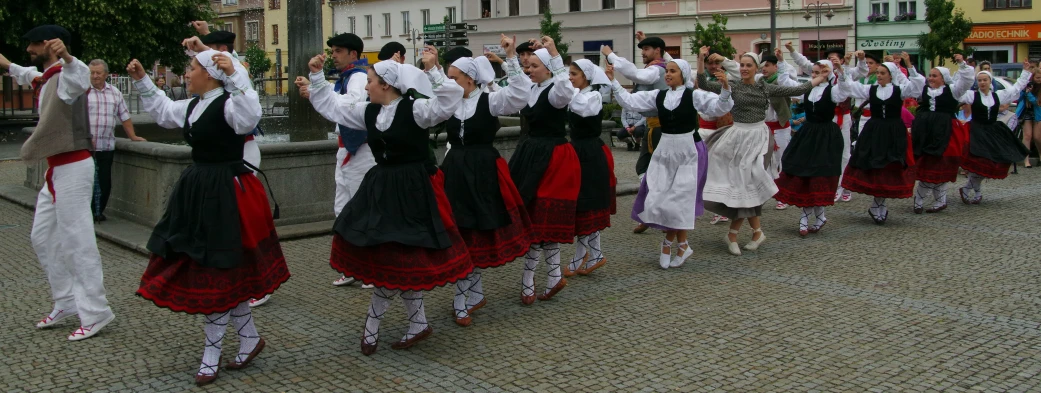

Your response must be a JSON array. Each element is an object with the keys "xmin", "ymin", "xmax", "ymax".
[{"xmin": 335, "ymin": 59, "xmax": 370, "ymax": 156}]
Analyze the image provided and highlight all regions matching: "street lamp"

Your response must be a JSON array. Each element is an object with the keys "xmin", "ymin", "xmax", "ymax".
[
  {"xmin": 405, "ymin": 24, "xmax": 424, "ymax": 65},
  {"xmin": 802, "ymin": 2, "xmax": 834, "ymax": 61}
]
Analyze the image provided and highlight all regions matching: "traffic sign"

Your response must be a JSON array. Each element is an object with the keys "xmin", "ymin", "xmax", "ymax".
[
  {"xmin": 426, "ymin": 39, "xmax": 446, "ymax": 47},
  {"xmin": 424, "ymin": 32, "xmax": 446, "ymax": 39},
  {"xmin": 446, "ymin": 23, "xmax": 477, "ymax": 32},
  {"xmin": 423, "ymin": 23, "xmax": 445, "ymax": 33},
  {"xmin": 449, "ymin": 38, "xmax": 469, "ymax": 46},
  {"xmin": 447, "ymin": 31, "xmax": 468, "ymax": 38}
]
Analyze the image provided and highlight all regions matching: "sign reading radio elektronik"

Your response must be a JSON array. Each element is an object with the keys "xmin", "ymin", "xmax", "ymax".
[{"xmin": 423, "ymin": 23, "xmax": 477, "ymax": 48}]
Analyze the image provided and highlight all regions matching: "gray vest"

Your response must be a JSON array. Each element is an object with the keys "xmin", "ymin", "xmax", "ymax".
[
  {"xmin": 633, "ymin": 66, "xmax": 668, "ymax": 118},
  {"xmin": 21, "ymin": 76, "xmax": 92, "ymax": 161}
]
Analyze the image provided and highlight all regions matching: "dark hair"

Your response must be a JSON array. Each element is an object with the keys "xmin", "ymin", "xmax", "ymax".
[
  {"xmin": 863, "ymin": 52, "xmax": 880, "ymax": 64},
  {"xmin": 761, "ymin": 54, "xmax": 778, "ymax": 65}
]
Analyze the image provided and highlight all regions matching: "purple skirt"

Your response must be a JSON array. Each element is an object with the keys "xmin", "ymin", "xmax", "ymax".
[{"xmin": 631, "ymin": 139, "xmax": 707, "ymax": 231}]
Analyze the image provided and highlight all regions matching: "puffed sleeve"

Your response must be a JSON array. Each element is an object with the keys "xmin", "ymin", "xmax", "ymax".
[
  {"xmin": 692, "ymin": 88, "xmax": 733, "ymax": 118},
  {"xmin": 56, "ymin": 57, "xmax": 90, "ymax": 105},
  {"xmin": 608, "ymin": 53, "xmax": 661, "ymax": 85},
  {"xmin": 611, "ymin": 80, "xmax": 658, "ymax": 112},
  {"xmin": 950, "ymin": 62, "xmax": 975, "ymax": 98},
  {"xmin": 413, "ymin": 68, "xmax": 465, "ymax": 128},
  {"xmin": 997, "ymin": 69, "xmax": 1033, "ymax": 104},
  {"xmin": 546, "ymin": 55, "xmax": 576, "ymax": 109},
  {"xmin": 487, "ymin": 56, "xmax": 532, "ymax": 116},
  {"xmin": 898, "ymin": 67, "xmax": 927, "ymax": 99},
  {"xmin": 569, "ymin": 90, "xmax": 603, "ymax": 117},
  {"xmin": 133, "ymin": 75, "xmax": 193, "ymax": 130},
  {"xmin": 308, "ymin": 74, "xmax": 368, "ymax": 130},
  {"xmin": 6, "ymin": 63, "xmax": 42, "ymax": 87},
  {"xmin": 841, "ymin": 73, "xmax": 872, "ymax": 100},
  {"xmin": 221, "ymin": 68, "xmax": 263, "ymax": 135}
]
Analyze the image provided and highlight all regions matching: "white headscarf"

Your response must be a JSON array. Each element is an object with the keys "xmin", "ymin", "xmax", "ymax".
[
  {"xmin": 816, "ymin": 59, "xmax": 834, "ymax": 83},
  {"xmin": 572, "ymin": 59, "xmax": 611, "ymax": 87},
  {"xmin": 533, "ymin": 48, "xmax": 553, "ymax": 70},
  {"xmin": 935, "ymin": 67, "xmax": 953, "ymax": 84},
  {"xmin": 194, "ymin": 50, "xmax": 248, "ymax": 86},
  {"xmin": 373, "ymin": 60, "xmax": 434, "ymax": 99},
  {"xmin": 669, "ymin": 59, "xmax": 695, "ymax": 89},
  {"xmin": 451, "ymin": 56, "xmax": 496, "ymax": 85},
  {"xmin": 880, "ymin": 62, "xmax": 909, "ymax": 86}
]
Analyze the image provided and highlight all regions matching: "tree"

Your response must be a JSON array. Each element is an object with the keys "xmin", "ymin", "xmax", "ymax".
[
  {"xmin": 687, "ymin": 14, "xmax": 736, "ymax": 59},
  {"xmin": 916, "ymin": 0, "xmax": 973, "ymax": 65},
  {"xmin": 0, "ymin": 0, "xmax": 215, "ymax": 74},
  {"xmin": 244, "ymin": 44, "xmax": 272, "ymax": 78},
  {"xmin": 539, "ymin": 7, "xmax": 569, "ymax": 60}
]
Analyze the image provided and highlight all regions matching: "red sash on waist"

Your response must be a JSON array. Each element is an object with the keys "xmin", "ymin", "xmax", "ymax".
[
  {"xmin": 699, "ymin": 119, "xmax": 718, "ymax": 129},
  {"xmin": 337, "ymin": 135, "xmax": 344, "ymax": 148},
  {"xmin": 834, "ymin": 107, "xmax": 849, "ymax": 126},
  {"xmin": 766, "ymin": 121, "xmax": 784, "ymax": 151},
  {"xmin": 44, "ymin": 149, "xmax": 92, "ymax": 203},
  {"xmin": 245, "ymin": 135, "xmax": 255, "ymax": 142},
  {"xmin": 862, "ymin": 109, "xmax": 872, "ymax": 118}
]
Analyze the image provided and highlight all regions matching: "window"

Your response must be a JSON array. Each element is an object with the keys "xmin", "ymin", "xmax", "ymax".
[
  {"xmin": 421, "ymin": 9, "xmax": 431, "ymax": 25},
  {"xmin": 570, "ymin": 0, "xmax": 581, "ymax": 12},
  {"xmin": 222, "ymin": 0, "xmax": 237, "ymax": 5},
  {"xmin": 603, "ymin": 0, "xmax": 616, "ymax": 9},
  {"xmin": 348, "ymin": 16, "xmax": 356, "ymax": 34},
  {"xmin": 665, "ymin": 46, "xmax": 681, "ymax": 59},
  {"xmin": 756, "ymin": 42, "xmax": 771, "ymax": 55},
  {"xmin": 896, "ymin": 0, "xmax": 917, "ymax": 19},
  {"xmin": 364, "ymin": 15, "xmax": 372, "ymax": 37},
  {"xmin": 401, "ymin": 11, "xmax": 410, "ymax": 34},
  {"xmin": 383, "ymin": 13, "xmax": 391, "ymax": 36},
  {"xmin": 246, "ymin": 21, "xmax": 259, "ymax": 41},
  {"xmin": 483, "ymin": 0, "xmax": 493, "ymax": 17},
  {"xmin": 509, "ymin": 0, "xmax": 519, "ymax": 15},
  {"xmin": 271, "ymin": 24, "xmax": 278, "ymax": 45},
  {"xmin": 223, "ymin": 23, "xmax": 233, "ymax": 33},
  {"xmin": 870, "ymin": 0, "xmax": 890, "ymax": 16},
  {"xmin": 269, "ymin": 0, "xmax": 280, "ymax": 9},
  {"xmin": 539, "ymin": 0, "xmax": 551, "ymax": 13},
  {"xmin": 647, "ymin": 0, "xmax": 679, "ymax": 15},
  {"xmin": 984, "ymin": 0, "xmax": 1032, "ymax": 8},
  {"xmin": 446, "ymin": 7, "xmax": 456, "ymax": 23}
]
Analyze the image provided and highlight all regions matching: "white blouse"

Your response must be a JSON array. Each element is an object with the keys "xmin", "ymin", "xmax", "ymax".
[
  {"xmin": 309, "ymin": 68, "xmax": 463, "ymax": 132},
  {"xmin": 842, "ymin": 67, "xmax": 926, "ymax": 102},
  {"xmin": 450, "ymin": 57, "xmax": 530, "ymax": 140},
  {"xmin": 134, "ymin": 71, "xmax": 261, "ymax": 135},
  {"xmin": 569, "ymin": 86, "xmax": 604, "ymax": 117},
  {"xmin": 611, "ymin": 81, "xmax": 733, "ymax": 119},
  {"xmin": 925, "ymin": 62, "xmax": 975, "ymax": 111},
  {"xmin": 529, "ymin": 55, "xmax": 576, "ymax": 109},
  {"xmin": 957, "ymin": 70, "xmax": 1032, "ymax": 108}
]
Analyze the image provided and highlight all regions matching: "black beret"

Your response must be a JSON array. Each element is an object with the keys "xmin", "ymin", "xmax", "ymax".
[
  {"xmin": 22, "ymin": 25, "xmax": 71, "ymax": 43},
  {"xmin": 378, "ymin": 41, "xmax": 406, "ymax": 61},
  {"xmin": 824, "ymin": 48, "xmax": 845, "ymax": 58},
  {"xmin": 327, "ymin": 33, "xmax": 363, "ymax": 53},
  {"xmin": 760, "ymin": 54, "xmax": 779, "ymax": 65},
  {"xmin": 443, "ymin": 47, "xmax": 473, "ymax": 66},
  {"xmin": 863, "ymin": 52, "xmax": 881, "ymax": 63},
  {"xmin": 202, "ymin": 30, "xmax": 236, "ymax": 46},
  {"xmin": 637, "ymin": 37, "xmax": 666, "ymax": 50},
  {"xmin": 516, "ymin": 41, "xmax": 535, "ymax": 54}
]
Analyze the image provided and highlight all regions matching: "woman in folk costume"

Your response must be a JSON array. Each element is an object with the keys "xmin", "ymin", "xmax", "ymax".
[
  {"xmin": 696, "ymin": 49, "xmax": 825, "ymax": 256},
  {"xmin": 439, "ymin": 36, "xmax": 534, "ymax": 326},
  {"xmin": 611, "ymin": 58, "xmax": 734, "ymax": 268},
  {"xmin": 508, "ymin": 36, "xmax": 580, "ymax": 305},
  {"xmin": 838, "ymin": 61, "xmax": 926, "ymax": 224},
  {"xmin": 127, "ymin": 51, "xmax": 288, "ymax": 385},
  {"xmin": 309, "ymin": 49, "xmax": 472, "ymax": 354},
  {"xmin": 909, "ymin": 54, "xmax": 975, "ymax": 214},
  {"xmin": 774, "ymin": 60, "xmax": 851, "ymax": 236},
  {"xmin": 561, "ymin": 59, "xmax": 616, "ymax": 277},
  {"xmin": 957, "ymin": 62, "xmax": 1035, "ymax": 204}
]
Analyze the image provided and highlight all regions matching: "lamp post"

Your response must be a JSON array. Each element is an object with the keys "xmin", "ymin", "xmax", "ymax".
[
  {"xmin": 405, "ymin": 23, "xmax": 424, "ymax": 66},
  {"xmin": 802, "ymin": 2, "xmax": 834, "ymax": 61}
]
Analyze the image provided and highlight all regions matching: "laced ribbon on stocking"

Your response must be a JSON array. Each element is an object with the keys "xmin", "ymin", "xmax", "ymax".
[
  {"xmin": 229, "ymin": 302, "xmax": 260, "ymax": 364},
  {"xmin": 521, "ymin": 245, "xmax": 540, "ymax": 297},
  {"xmin": 584, "ymin": 231, "xmax": 603, "ymax": 269},
  {"xmin": 931, "ymin": 183, "xmax": 948, "ymax": 207},
  {"xmin": 363, "ymin": 288, "xmax": 395, "ymax": 346},
  {"xmin": 812, "ymin": 206, "xmax": 827, "ymax": 229},
  {"xmin": 914, "ymin": 182, "xmax": 931, "ymax": 209},
  {"xmin": 543, "ymin": 243, "xmax": 562, "ymax": 292},
  {"xmin": 965, "ymin": 173, "xmax": 983, "ymax": 200},
  {"xmin": 870, "ymin": 197, "xmax": 888, "ymax": 220},
  {"xmin": 453, "ymin": 274, "xmax": 473, "ymax": 319},
  {"xmin": 568, "ymin": 236, "xmax": 589, "ymax": 272},
  {"xmin": 200, "ymin": 311, "xmax": 230, "ymax": 376},
  {"xmin": 800, "ymin": 207, "xmax": 812, "ymax": 231},
  {"xmin": 400, "ymin": 291, "xmax": 428, "ymax": 342},
  {"xmin": 465, "ymin": 268, "xmax": 484, "ymax": 309}
]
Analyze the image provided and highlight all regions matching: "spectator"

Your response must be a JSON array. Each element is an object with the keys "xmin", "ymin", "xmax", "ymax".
[
  {"xmin": 155, "ymin": 76, "xmax": 172, "ymax": 96},
  {"xmin": 789, "ymin": 99, "xmax": 806, "ymax": 133},
  {"xmin": 87, "ymin": 59, "xmax": 146, "ymax": 223},
  {"xmin": 617, "ymin": 108, "xmax": 646, "ymax": 151}
]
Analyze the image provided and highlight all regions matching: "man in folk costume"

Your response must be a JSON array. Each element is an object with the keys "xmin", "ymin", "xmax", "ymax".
[
  {"xmin": 378, "ymin": 41, "xmax": 407, "ymax": 63},
  {"xmin": 1, "ymin": 25, "xmax": 115, "ymax": 340},
  {"xmin": 787, "ymin": 44, "xmax": 868, "ymax": 202},
  {"xmin": 601, "ymin": 34, "xmax": 670, "ymax": 234},
  {"xmin": 759, "ymin": 50, "xmax": 799, "ymax": 210},
  {"xmin": 296, "ymin": 33, "xmax": 377, "ymax": 290}
]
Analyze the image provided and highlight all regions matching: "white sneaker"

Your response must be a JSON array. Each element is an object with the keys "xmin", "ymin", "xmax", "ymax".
[
  {"xmin": 775, "ymin": 202, "xmax": 788, "ymax": 210},
  {"xmin": 333, "ymin": 275, "xmax": 356, "ymax": 286},
  {"xmin": 68, "ymin": 313, "xmax": 115, "ymax": 341},
  {"xmin": 669, "ymin": 245, "xmax": 694, "ymax": 268},
  {"xmin": 360, "ymin": 284, "xmax": 375, "ymax": 289},
  {"xmin": 249, "ymin": 295, "xmax": 271, "ymax": 308}
]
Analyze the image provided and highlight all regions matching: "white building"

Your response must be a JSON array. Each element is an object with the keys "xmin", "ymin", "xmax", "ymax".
[{"xmin": 331, "ymin": 0, "xmax": 462, "ymax": 64}]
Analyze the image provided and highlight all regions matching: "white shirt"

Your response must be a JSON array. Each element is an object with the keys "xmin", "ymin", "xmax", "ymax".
[
  {"xmin": 133, "ymin": 70, "xmax": 261, "ymax": 135},
  {"xmin": 8, "ymin": 57, "xmax": 90, "ymax": 109},
  {"xmin": 957, "ymin": 69, "xmax": 1032, "ymax": 109},
  {"xmin": 450, "ymin": 56, "xmax": 530, "ymax": 138},
  {"xmin": 309, "ymin": 68, "xmax": 463, "ymax": 132},
  {"xmin": 308, "ymin": 69, "xmax": 368, "ymax": 135},
  {"xmin": 842, "ymin": 67, "xmax": 926, "ymax": 102},
  {"xmin": 528, "ymin": 55, "xmax": 574, "ymax": 109},
  {"xmin": 790, "ymin": 51, "xmax": 868, "ymax": 83},
  {"xmin": 608, "ymin": 53, "xmax": 661, "ymax": 85},
  {"xmin": 569, "ymin": 86, "xmax": 603, "ymax": 118},
  {"xmin": 611, "ymin": 81, "xmax": 733, "ymax": 119}
]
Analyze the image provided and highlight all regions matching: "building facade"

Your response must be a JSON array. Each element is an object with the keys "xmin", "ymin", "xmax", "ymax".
[
  {"xmin": 954, "ymin": 0, "xmax": 1039, "ymax": 64},
  {"xmin": 463, "ymin": 0, "xmax": 635, "ymax": 66},
  {"xmin": 330, "ymin": 0, "xmax": 459, "ymax": 66},
  {"xmin": 855, "ymin": 0, "xmax": 930, "ymax": 69},
  {"xmin": 210, "ymin": 0, "xmax": 267, "ymax": 54},
  {"xmin": 635, "ymin": 0, "xmax": 855, "ymax": 71}
]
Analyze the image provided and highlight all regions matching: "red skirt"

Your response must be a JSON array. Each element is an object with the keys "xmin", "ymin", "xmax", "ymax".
[
  {"xmin": 137, "ymin": 175, "xmax": 290, "ymax": 314},
  {"xmin": 329, "ymin": 170, "xmax": 473, "ymax": 291},
  {"xmin": 841, "ymin": 162, "xmax": 916, "ymax": 198},
  {"xmin": 916, "ymin": 120, "xmax": 968, "ymax": 183},
  {"xmin": 528, "ymin": 144, "xmax": 581, "ymax": 244},
  {"xmin": 774, "ymin": 174, "xmax": 839, "ymax": 207},
  {"xmin": 457, "ymin": 158, "xmax": 533, "ymax": 269},
  {"xmin": 575, "ymin": 145, "xmax": 616, "ymax": 236},
  {"xmin": 961, "ymin": 153, "xmax": 1012, "ymax": 179}
]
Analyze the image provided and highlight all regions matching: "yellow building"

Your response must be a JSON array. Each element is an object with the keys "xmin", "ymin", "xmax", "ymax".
[
  {"xmin": 953, "ymin": 0, "xmax": 1040, "ymax": 64},
  {"xmin": 262, "ymin": 1, "xmax": 336, "ymax": 94}
]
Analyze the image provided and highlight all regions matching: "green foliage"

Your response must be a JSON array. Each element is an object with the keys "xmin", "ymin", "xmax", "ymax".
[
  {"xmin": 916, "ymin": 0, "xmax": 974, "ymax": 65},
  {"xmin": 539, "ymin": 7, "xmax": 569, "ymax": 60},
  {"xmin": 244, "ymin": 44, "xmax": 271, "ymax": 78},
  {"xmin": 687, "ymin": 14, "xmax": 736, "ymax": 59},
  {"xmin": 0, "ymin": 0, "xmax": 215, "ymax": 74}
]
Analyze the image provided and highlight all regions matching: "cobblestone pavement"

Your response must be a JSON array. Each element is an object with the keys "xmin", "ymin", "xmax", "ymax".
[{"xmin": 2, "ymin": 153, "xmax": 1041, "ymax": 392}]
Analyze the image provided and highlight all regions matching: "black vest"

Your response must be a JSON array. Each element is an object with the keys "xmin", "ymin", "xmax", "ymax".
[
  {"xmin": 364, "ymin": 98, "xmax": 432, "ymax": 168},
  {"xmin": 868, "ymin": 85, "xmax": 904, "ymax": 120},
  {"xmin": 802, "ymin": 85, "xmax": 839, "ymax": 124},
  {"xmin": 445, "ymin": 93, "xmax": 502, "ymax": 146},
  {"xmin": 970, "ymin": 90, "xmax": 1000, "ymax": 125},
  {"xmin": 917, "ymin": 84, "xmax": 960, "ymax": 115},
  {"xmin": 520, "ymin": 83, "xmax": 568, "ymax": 138},
  {"xmin": 183, "ymin": 92, "xmax": 245, "ymax": 163},
  {"xmin": 655, "ymin": 89, "xmax": 701, "ymax": 141},
  {"xmin": 567, "ymin": 108, "xmax": 603, "ymax": 140}
]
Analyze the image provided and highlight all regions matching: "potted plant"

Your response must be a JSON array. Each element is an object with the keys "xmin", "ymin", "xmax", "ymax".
[{"xmin": 868, "ymin": 12, "xmax": 889, "ymax": 22}]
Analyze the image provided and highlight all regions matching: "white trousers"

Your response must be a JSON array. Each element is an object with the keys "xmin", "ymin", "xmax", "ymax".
[
  {"xmin": 243, "ymin": 139, "xmax": 261, "ymax": 171},
  {"xmin": 31, "ymin": 158, "xmax": 112, "ymax": 326},
  {"xmin": 333, "ymin": 145, "xmax": 377, "ymax": 215},
  {"xmin": 835, "ymin": 113, "xmax": 853, "ymax": 192},
  {"xmin": 770, "ymin": 126, "xmax": 792, "ymax": 179}
]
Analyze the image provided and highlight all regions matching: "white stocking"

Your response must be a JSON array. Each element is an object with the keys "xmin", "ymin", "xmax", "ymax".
[
  {"xmin": 229, "ymin": 301, "xmax": 260, "ymax": 364},
  {"xmin": 870, "ymin": 197, "xmax": 888, "ymax": 217},
  {"xmin": 363, "ymin": 288, "xmax": 396, "ymax": 345},
  {"xmin": 543, "ymin": 243, "xmax": 562, "ymax": 291},
  {"xmin": 199, "ymin": 310, "xmax": 230, "ymax": 376},
  {"xmin": 813, "ymin": 206, "xmax": 826, "ymax": 227},
  {"xmin": 400, "ymin": 291, "xmax": 428, "ymax": 341},
  {"xmin": 521, "ymin": 245, "xmax": 540, "ymax": 297},
  {"xmin": 583, "ymin": 231, "xmax": 603, "ymax": 269},
  {"xmin": 453, "ymin": 275, "xmax": 471, "ymax": 319},
  {"xmin": 568, "ymin": 236, "xmax": 588, "ymax": 272},
  {"xmin": 465, "ymin": 268, "xmax": 484, "ymax": 309},
  {"xmin": 799, "ymin": 207, "xmax": 812, "ymax": 231},
  {"xmin": 914, "ymin": 182, "xmax": 929, "ymax": 209},
  {"xmin": 966, "ymin": 173, "xmax": 983, "ymax": 199},
  {"xmin": 932, "ymin": 182, "xmax": 948, "ymax": 207}
]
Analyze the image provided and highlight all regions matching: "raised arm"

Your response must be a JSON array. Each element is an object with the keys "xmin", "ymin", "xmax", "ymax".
[
  {"xmin": 56, "ymin": 57, "xmax": 91, "ymax": 104},
  {"xmin": 570, "ymin": 90, "xmax": 603, "ymax": 117},
  {"xmin": 692, "ymin": 88, "xmax": 734, "ymax": 118},
  {"xmin": 950, "ymin": 61, "xmax": 975, "ymax": 98},
  {"xmin": 696, "ymin": 71, "xmax": 723, "ymax": 94},
  {"xmin": 788, "ymin": 48, "xmax": 815, "ymax": 76},
  {"xmin": 765, "ymin": 81, "xmax": 815, "ymax": 98},
  {"xmin": 488, "ymin": 56, "xmax": 532, "ymax": 116},
  {"xmin": 898, "ymin": 67, "xmax": 927, "ymax": 99},
  {"xmin": 840, "ymin": 73, "xmax": 872, "ymax": 100},
  {"xmin": 308, "ymin": 77, "xmax": 367, "ymax": 130},
  {"xmin": 610, "ymin": 80, "xmax": 658, "ymax": 112},
  {"xmin": 413, "ymin": 69, "xmax": 464, "ymax": 128},
  {"xmin": 546, "ymin": 54, "xmax": 576, "ymax": 109},
  {"xmin": 132, "ymin": 74, "xmax": 193, "ymax": 130},
  {"xmin": 219, "ymin": 64, "xmax": 263, "ymax": 135},
  {"xmin": 997, "ymin": 68, "xmax": 1033, "ymax": 104},
  {"xmin": 605, "ymin": 52, "xmax": 661, "ymax": 85}
]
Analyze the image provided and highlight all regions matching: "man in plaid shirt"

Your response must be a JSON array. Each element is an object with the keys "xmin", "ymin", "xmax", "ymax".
[{"xmin": 87, "ymin": 59, "xmax": 145, "ymax": 222}]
